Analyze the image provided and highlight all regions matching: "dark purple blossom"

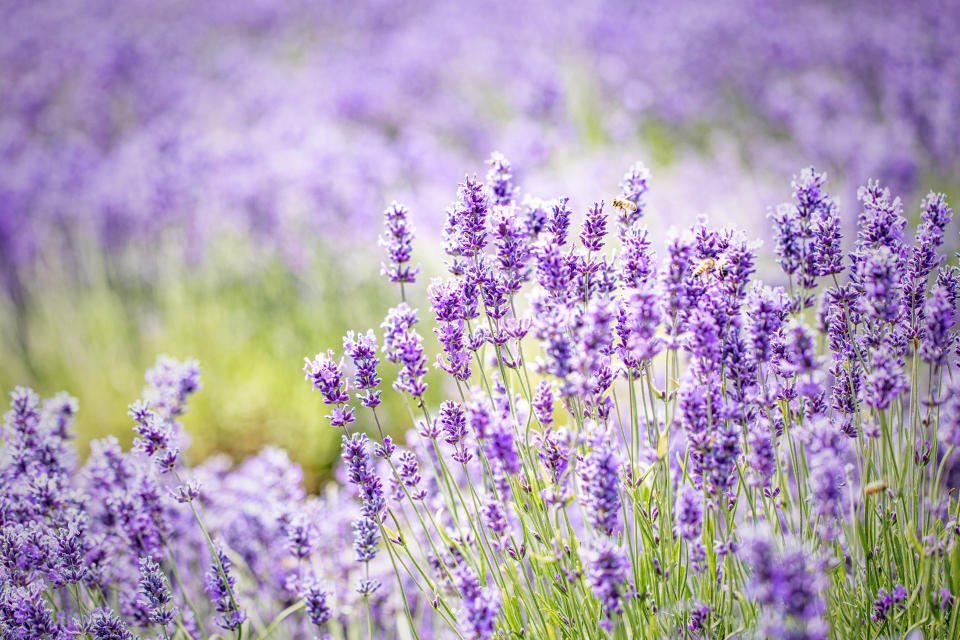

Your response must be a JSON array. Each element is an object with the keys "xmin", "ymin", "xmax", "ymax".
[
  {"xmin": 580, "ymin": 201, "xmax": 608, "ymax": 252},
  {"xmin": 379, "ymin": 201, "xmax": 420, "ymax": 285},
  {"xmin": 343, "ymin": 330, "xmax": 382, "ymax": 409},
  {"xmin": 204, "ymin": 545, "xmax": 246, "ymax": 632},
  {"xmin": 304, "ymin": 350, "xmax": 355, "ymax": 429},
  {"xmin": 137, "ymin": 556, "xmax": 175, "ymax": 626},
  {"xmin": 547, "ymin": 197, "xmax": 572, "ymax": 246},
  {"xmin": 340, "ymin": 433, "xmax": 385, "ymax": 519},
  {"xmin": 299, "ymin": 574, "xmax": 333, "ymax": 628}
]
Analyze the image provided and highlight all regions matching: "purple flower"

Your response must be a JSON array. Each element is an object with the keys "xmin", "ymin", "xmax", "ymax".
[
  {"xmin": 299, "ymin": 574, "xmax": 333, "ymax": 628},
  {"xmin": 940, "ymin": 380, "xmax": 960, "ymax": 449},
  {"xmin": 480, "ymin": 496, "xmax": 509, "ymax": 547},
  {"xmin": 532, "ymin": 380, "xmax": 554, "ymax": 427},
  {"xmin": 143, "ymin": 355, "xmax": 201, "ymax": 419},
  {"xmin": 919, "ymin": 281, "xmax": 956, "ymax": 365},
  {"xmin": 304, "ymin": 350, "xmax": 355, "ymax": 429},
  {"xmin": 429, "ymin": 280, "xmax": 472, "ymax": 381},
  {"xmin": 534, "ymin": 427, "xmax": 571, "ymax": 503},
  {"xmin": 352, "ymin": 516, "xmax": 380, "ymax": 563},
  {"xmin": 343, "ymin": 330, "xmax": 382, "ymax": 409},
  {"xmin": 739, "ymin": 526, "xmax": 826, "ymax": 627},
  {"xmin": 486, "ymin": 152, "xmax": 516, "ymax": 206},
  {"xmin": 745, "ymin": 416, "xmax": 777, "ymax": 490},
  {"xmin": 87, "ymin": 607, "xmax": 135, "ymax": 640},
  {"xmin": 674, "ymin": 485, "xmax": 702, "ymax": 541},
  {"xmin": 584, "ymin": 537, "xmax": 629, "ymax": 632},
  {"xmin": 438, "ymin": 401, "xmax": 471, "ymax": 463},
  {"xmin": 616, "ymin": 161, "xmax": 650, "ymax": 234},
  {"xmin": 580, "ymin": 201, "xmax": 607, "ymax": 252},
  {"xmin": 619, "ymin": 225, "xmax": 655, "ymax": 289},
  {"xmin": 340, "ymin": 433, "xmax": 385, "ymax": 519},
  {"xmin": 380, "ymin": 303, "xmax": 419, "ymax": 362},
  {"xmin": 872, "ymin": 584, "xmax": 908, "ymax": 622},
  {"xmin": 453, "ymin": 563, "xmax": 500, "ymax": 640},
  {"xmin": 204, "ymin": 545, "xmax": 246, "ymax": 631},
  {"xmin": 860, "ymin": 246, "xmax": 903, "ymax": 325},
  {"xmin": 490, "ymin": 205, "xmax": 530, "ymax": 294},
  {"xmin": 546, "ymin": 197, "xmax": 572, "ymax": 246},
  {"xmin": 379, "ymin": 201, "xmax": 420, "ymax": 285},
  {"xmin": 864, "ymin": 345, "xmax": 908, "ymax": 410},
  {"xmin": 397, "ymin": 451, "xmax": 426, "ymax": 501},
  {"xmin": 392, "ymin": 329, "xmax": 429, "ymax": 398},
  {"xmin": 285, "ymin": 513, "xmax": 318, "ymax": 560},
  {"xmin": 534, "ymin": 240, "xmax": 573, "ymax": 301},
  {"xmin": 618, "ymin": 287, "xmax": 664, "ymax": 367},
  {"xmin": 454, "ymin": 177, "xmax": 490, "ymax": 258},
  {"xmin": 579, "ymin": 426, "xmax": 622, "ymax": 536},
  {"xmin": 137, "ymin": 556, "xmax": 175, "ymax": 626},
  {"xmin": 743, "ymin": 285, "xmax": 788, "ymax": 365},
  {"xmin": 783, "ymin": 320, "xmax": 818, "ymax": 377},
  {"xmin": 855, "ymin": 180, "xmax": 907, "ymax": 255},
  {"xmin": 0, "ymin": 584, "xmax": 61, "ymax": 639}
]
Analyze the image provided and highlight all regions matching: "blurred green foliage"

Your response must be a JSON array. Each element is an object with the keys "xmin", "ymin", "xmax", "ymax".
[{"xmin": 0, "ymin": 233, "xmax": 448, "ymax": 490}]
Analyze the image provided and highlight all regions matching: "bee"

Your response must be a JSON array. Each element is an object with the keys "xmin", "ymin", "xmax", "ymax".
[
  {"xmin": 611, "ymin": 197, "xmax": 637, "ymax": 213},
  {"xmin": 865, "ymin": 480, "xmax": 888, "ymax": 496},
  {"xmin": 692, "ymin": 258, "xmax": 715, "ymax": 278}
]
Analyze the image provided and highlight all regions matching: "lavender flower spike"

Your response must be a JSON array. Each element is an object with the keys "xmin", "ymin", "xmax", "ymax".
[{"xmin": 379, "ymin": 201, "xmax": 420, "ymax": 285}]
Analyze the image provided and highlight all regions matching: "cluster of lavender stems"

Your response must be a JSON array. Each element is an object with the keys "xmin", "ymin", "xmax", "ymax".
[{"xmin": 4, "ymin": 152, "xmax": 960, "ymax": 640}]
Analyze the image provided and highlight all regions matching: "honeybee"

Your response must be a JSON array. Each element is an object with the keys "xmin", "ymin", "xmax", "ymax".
[
  {"xmin": 611, "ymin": 197, "xmax": 637, "ymax": 213},
  {"xmin": 865, "ymin": 480, "xmax": 888, "ymax": 495},
  {"xmin": 692, "ymin": 258, "xmax": 715, "ymax": 278}
]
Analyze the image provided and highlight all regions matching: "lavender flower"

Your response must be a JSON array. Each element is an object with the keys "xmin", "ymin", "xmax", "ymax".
[
  {"xmin": 745, "ymin": 417, "xmax": 776, "ymax": 490},
  {"xmin": 580, "ymin": 201, "xmax": 608, "ymax": 252},
  {"xmin": 340, "ymin": 433, "xmax": 385, "ymax": 519},
  {"xmin": 674, "ymin": 485, "xmax": 702, "ymax": 541},
  {"xmin": 491, "ymin": 204, "xmax": 530, "ymax": 294},
  {"xmin": 579, "ymin": 426, "xmax": 622, "ymax": 536},
  {"xmin": 87, "ymin": 607, "xmax": 135, "ymax": 640},
  {"xmin": 299, "ymin": 574, "xmax": 333, "ymax": 628},
  {"xmin": 343, "ymin": 330, "xmax": 382, "ymax": 409},
  {"xmin": 872, "ymin": 584, "xmax": 908, "ymax": 622},
  {"xmin": 486, "ymin": 152, "xmax": 516, "ymax": 206},
  {"xmin": 397, "ymin": 451, "xmax": 426, "ymax": 501},
  {"xmin": 454, "ymin": 177, "xmax": 490, "ymax": 258},
  {"xmin": 616, "ymin": 161, "xmax": 650, "ymax": 234},
  {"xmin": 137, "ymin": 556, "xmax": 175, "ymax": 626},
  {"xmin": 480, "ymin": 496, "xmax": 509, "ymax": 547},
  {"xmin": 438, "ymin": 401, "xmax": 471, "ymax": 463},
  {"xmin": 285, "ymin": 513, "xmax": 318, "ymax": 560},
  {"xmin": 739, "ymin": 526, "xmax": 826, "ymax": 631},
  {"xmin": 619, "ymin": 225, "xmax": 656, "ymax": 289},
  {"xmin": 304, "ymin": 350, "xmax": 355, "ymax": 429},
  {"xmin": 584, "ymin": 537, "xmax": 629, "ymax": 632},
  {"xmin": 547, "ymin": 197, "xmax": 572, "ymax": 246},
  {"xmin": 532, "ymin": 380, "xmax": 554, "ymax": 427},
  {"xmin": 352, "ymin": 516, "xmax": 380, "ymax": 563},
  {"xmin": 379, "ymin": 201, "xmax": 420, "ymax": 285},
  {"xmin": 204, "ymin": 545, "xmax": 246, "ymax": 631},
  {"xmin": 919, "ymin": 281, "xmax": 956, "ymax": 365},
  {"xmin": 453, "ymin": 564, "xmax": 500, "ymax": 640}
]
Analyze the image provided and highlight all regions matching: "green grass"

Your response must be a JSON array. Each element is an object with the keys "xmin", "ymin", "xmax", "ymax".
[{"xmin": 0, "ymin": 232, "xmax": 438, "ymax": 489}]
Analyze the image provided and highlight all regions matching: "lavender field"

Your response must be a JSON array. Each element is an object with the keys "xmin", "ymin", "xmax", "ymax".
[{"xmin": 2, "ymin": 1, "xmax": 960, "ymax": 638}]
